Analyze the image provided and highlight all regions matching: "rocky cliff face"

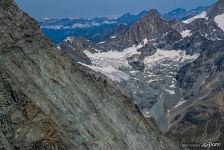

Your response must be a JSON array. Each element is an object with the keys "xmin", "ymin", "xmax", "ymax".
[
  {"xmin": 101, "ymin": 10, "xmax": 173, "ymax": 50},
  {"xmin": 0, "ymin": 0, "xmax": 179, "ymax": 149},
  {"xmin": 167, "ymin": 38, "xmax": 224, "ymax": 147}
]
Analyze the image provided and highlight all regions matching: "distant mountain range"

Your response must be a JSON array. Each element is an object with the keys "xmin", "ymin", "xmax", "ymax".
[
  {"xmin": 163, "ymin": 6, "xmax": 207, "ymax": 20},
  {"xmin": 39, "ymin": 6, "xmax": 207, "ymax": 44}
]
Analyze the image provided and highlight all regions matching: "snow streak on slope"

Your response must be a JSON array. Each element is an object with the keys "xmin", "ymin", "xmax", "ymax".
[
  {"xmin": 183, "ymin": 11, "xmax": 207, "ymax": 24},
  {"xmin": 83, "ymin": 39, "xmax": 148, "ymax": 82},
  {"xmin": 214, "ymin": 13, "xmax": 224, "ymax": 32},
  {"xmin": 79, "ymin": 63, "xmax": 130, "ymax": 82},
  {"xmin": 143, "ymin": 49, "xmax": 200, "ymax": 66},
  {"xmin": 174, "ymin": 100, "xmax": 187, "ymax": 108}
]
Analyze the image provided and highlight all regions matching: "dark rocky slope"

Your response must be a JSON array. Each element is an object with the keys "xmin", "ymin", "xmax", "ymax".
[{"xmin": 0, "ymin": 0, "xmax": 179, "ymax": 149}]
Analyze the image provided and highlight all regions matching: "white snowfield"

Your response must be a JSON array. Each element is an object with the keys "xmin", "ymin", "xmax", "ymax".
[
  {"xmin": 143, "ymin": 49, "xmax": 200, "ymax": 66},
  {"xmin": 214, "ymin": 13, "xmax": 224, "ymax": 32},
  {"xmin": 79, "ymin": 63, "xmax": 130, "ymax": 82},
  {"xmin": 83, "ymin": 44, "xmax": 199, "ymax": 83},
  {"xmin": 183, "ymin": 11, "xmax": 207, "ymax": 24},
  {"xmin": 180, "ymin": 30, "xmax": 192, "ymax": 38},
  {"xmin": 83, "ymin": 39, "xmax": 148, "ymax": 82}
]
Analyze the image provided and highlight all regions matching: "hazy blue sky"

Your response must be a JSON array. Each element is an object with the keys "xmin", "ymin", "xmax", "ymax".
[{"xmin": 15, "ymin": 0, "xmax": 218, "ymax": 19}]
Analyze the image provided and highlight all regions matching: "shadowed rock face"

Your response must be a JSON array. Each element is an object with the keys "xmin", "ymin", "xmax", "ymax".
[
  {"xmin": 59, "ymin": 37, "xmax": 92, "ymax": 65},
  {"xmin": 0, "ymin": 0, "xmax": 179, "ymax": 149}
]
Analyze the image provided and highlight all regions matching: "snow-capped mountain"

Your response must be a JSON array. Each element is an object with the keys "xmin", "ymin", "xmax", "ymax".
[{"xmin": 58, "ymin": 0, "xmax": 224, "ymax": 147}]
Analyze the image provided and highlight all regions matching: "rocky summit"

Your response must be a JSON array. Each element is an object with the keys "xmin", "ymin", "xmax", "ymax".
[
  {"xmin": 0, "ymin": 0, "xmax": 180, "ymax": 150},
  {"xmin": 59, "ymin": 0, "xmax": 224, "ymax": 149}
]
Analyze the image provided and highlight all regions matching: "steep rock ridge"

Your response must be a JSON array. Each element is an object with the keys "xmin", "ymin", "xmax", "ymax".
[
  {"xmin": 187, "ymin": 18, "xmax": 224, "ymax": 40},
  {"xmin": 0, "ymin": 0, "xmax": 180, "ymax": 149},
  {"xmin": 105, "ymin": 10, "xmax": 173, "ymax": 50}
]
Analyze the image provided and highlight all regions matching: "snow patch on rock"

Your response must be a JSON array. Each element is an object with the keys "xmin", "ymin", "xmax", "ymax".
[
  {"xmin": 214, "ymin": 13, "xmax": 224, "ymax": 31},
  {"xmin": 110, "ymin": 36, "xmax": 117, "ymax": 39},
  {"xmin": 174, "ymin": 100, "xmax": 187, "ymax": 108},
  {"xmin": 143, "ymin": 49, "xmax": 200, "ymax": 66},
  {"xmin": 180, "ymin": 30, "xmax": 192, "ymax": 38},
  {"xmin": 165, "ymin": 89, "xmax": 175, "ymax": 95},
  {"xmin": 79, "ymin": 63, "xmax": 130, "ymax": 82}
]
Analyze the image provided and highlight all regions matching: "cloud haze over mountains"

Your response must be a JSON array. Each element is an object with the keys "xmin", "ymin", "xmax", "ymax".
[{"xmin": 15, "ymin": 0, "xmax": 218, "ymax": 18}]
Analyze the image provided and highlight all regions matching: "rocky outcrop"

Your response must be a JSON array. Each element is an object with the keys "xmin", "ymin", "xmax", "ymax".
[
  {"xmin": 59, "ymin": 37, "xmax": 92, "ymax": 64},
  {"xmin": 0, "ymin": 72, "xmax": 68, "ymax": 149},
  {"xmin": 0, "ymin": 0, "xmax": 180, "ymax": 149}
]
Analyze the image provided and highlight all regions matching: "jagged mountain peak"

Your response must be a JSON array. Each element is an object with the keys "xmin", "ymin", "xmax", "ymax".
[
  {"xmin": 138, "ymin": 10, "xmax": 148, "ymax": 15},
  {"xmin": 146, "ymin": 9, "xmax": 160, "ymax": 16},
  {"xmin": 139, "ymin": 9, "xmax": 163, "ymax": 23},
  {"xmin": 108, "ymin": 9, "xmax": 171, "ymax": 49}
]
